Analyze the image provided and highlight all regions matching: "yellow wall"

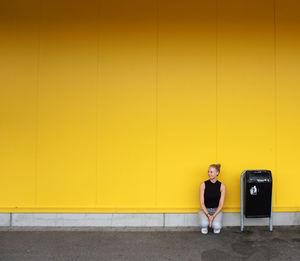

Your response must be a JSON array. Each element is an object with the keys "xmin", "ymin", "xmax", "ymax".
[{"xmin": 0, "ymin": 0, "xmax": 299, "ymax": 213}]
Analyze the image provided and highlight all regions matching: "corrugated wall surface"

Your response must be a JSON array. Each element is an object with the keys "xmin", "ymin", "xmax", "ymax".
[{"xmin": 0, "ymin": 0, "xmax": 299, "ymax": 213}]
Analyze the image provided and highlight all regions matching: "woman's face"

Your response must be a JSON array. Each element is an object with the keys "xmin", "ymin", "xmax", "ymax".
[{"xmin": 208, "ymin": 167, "xmax": 219, "ymax": 180}]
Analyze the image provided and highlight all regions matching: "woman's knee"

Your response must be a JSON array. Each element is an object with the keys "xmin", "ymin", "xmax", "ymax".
[
  {"xmin": 212, "ymin": 221, "xmax": 222, "ymax": 230},
  {"xmin": 200, "ymin": 219, "xmax": 209, "ymax": 228},
  {"xmin": 199, "ymin": 215, "xmax": 209, "ymax": 228},
  {"xmin": 199, "ymin": 211, "xmax": 209, "ymax": 228}
]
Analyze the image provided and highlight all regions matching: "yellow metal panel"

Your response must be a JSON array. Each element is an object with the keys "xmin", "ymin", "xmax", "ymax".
[
  {"xmin": 97, "ymin": 0, "xmax": 157, "ymax": 208},
  {"xmin": 217, "ymin": 0, "xmax": 276, "ymax": 211},
  {"xmin": 0, "ymin": 0, "xmax": 300, "ymax": 213},
  {"xmin": 36, "ymin": 0, "xmax": 98, "ymax": 207},
  {"xmin": 156, "ymin": 0, "xmax": 217, "ymax": 209},
  {"xmin": 0, "ymin": 0, "xmax": 39, "ymax": 207},
  {"xmin": 276, "ymin": 0, "xmax": 300, "ymax": 209}
]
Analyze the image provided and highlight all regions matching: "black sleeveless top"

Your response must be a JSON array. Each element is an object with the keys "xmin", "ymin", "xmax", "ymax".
[{"xmin": 204, "ymin": 179, "xmax": 221, "ymax": 208}]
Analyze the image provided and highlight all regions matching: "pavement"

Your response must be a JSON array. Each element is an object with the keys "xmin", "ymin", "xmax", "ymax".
[{"xmin": 0, "ymin": 226, "xmax": 300, "ymax": 261}]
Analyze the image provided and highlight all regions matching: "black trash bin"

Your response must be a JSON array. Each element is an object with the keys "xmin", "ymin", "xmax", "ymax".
[{"xmin": 243, "ymin": 170, "xmax": 272, "ymax": 218}]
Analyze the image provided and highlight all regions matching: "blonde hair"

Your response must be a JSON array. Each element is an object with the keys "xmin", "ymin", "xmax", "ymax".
[{"xmin": 209, "ymin": 163, "xmax": 221, "ymax": 173}]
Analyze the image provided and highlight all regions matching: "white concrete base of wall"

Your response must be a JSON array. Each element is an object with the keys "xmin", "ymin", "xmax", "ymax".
[{"xmin": 1, "ymin": 212, "xmax": 300, "ymax": 229}]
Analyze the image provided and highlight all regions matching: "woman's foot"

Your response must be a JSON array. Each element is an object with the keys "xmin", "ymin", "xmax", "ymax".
[
  {"xmin": 213, "ymin": 228, "xmax": 221, "ymax": 234},
  {"xmin": 201, "ymin": 228, "xmax": 208, "ymax": 234}
]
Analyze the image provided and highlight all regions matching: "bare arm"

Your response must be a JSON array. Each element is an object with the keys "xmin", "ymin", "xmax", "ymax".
[
  {"xmin": 200, "ymin": 182, "xmax": 209, "ymax": 216},
  {"xmin": 212, "ymin": 184, "xmax": 226, "ymax": 219}
]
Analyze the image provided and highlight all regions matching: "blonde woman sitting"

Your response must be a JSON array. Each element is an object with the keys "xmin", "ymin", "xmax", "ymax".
[{"xmin": 199, "ymin": 164, "xmax": 226, "ymax": 234}]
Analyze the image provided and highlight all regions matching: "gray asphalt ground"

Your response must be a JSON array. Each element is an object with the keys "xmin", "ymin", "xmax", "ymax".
[{"xmin": 0, "ymin": 226, "xmax": 300, "ymax": 261}]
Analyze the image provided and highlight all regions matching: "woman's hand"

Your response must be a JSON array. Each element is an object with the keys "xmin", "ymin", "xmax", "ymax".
[{"xmin": 208, "ymin": 214, "xmax": 215, "ymax": 228}]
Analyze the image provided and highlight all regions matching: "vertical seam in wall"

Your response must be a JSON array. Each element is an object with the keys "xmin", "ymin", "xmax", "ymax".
[
  {"xmin": 34, "ymin": 0, "xmax": 42, "ymax": 207},
  {"xmin": 10, "ymin": 213, "xmax": 12, "ymax": 227},
  {"xmin": 95, "ymin": 0, "xmax": 100, "ymax": 207},
  {"xmin": 216, "ymin": 0, "xmax": 218, "ymax": 162},
  {"xmin": 155, "ymin": 0, "xmax": 159, "ymax": 208},
  {"xmin": 273, "ymin": 0, "xmax": 278, "ymax": 207}
]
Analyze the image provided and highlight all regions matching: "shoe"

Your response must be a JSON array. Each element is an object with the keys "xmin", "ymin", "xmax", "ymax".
[
  {"xmin": 213, "ymin": 228, "xmax": 221, "ymax": 234},
  {"xmin": 201, "ymin": 228, "xmax": 208, "ymax": 234}
]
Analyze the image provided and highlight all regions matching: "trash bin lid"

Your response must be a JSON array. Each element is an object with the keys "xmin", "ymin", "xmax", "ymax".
[{"xmin": 245, "ymin": 170, "xmax": 272, "ymax": 183}]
